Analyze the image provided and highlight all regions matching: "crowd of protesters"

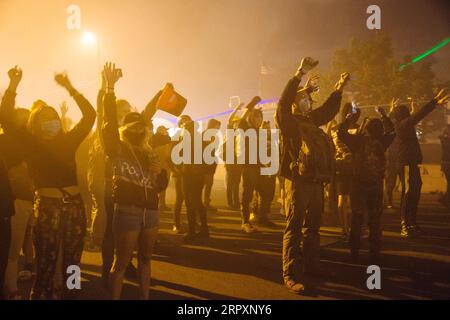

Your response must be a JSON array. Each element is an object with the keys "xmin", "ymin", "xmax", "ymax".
[{"xmin": 0, "ymin": 57, "xmax": 449, "ymax": 299}]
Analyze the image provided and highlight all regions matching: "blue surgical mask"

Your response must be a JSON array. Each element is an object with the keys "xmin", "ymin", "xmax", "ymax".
[{"xmin": 40, "ymin": 120, "xmax": 61, "ymax": 137}]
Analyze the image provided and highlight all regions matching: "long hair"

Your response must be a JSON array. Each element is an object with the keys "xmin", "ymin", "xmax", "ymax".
[{"xmin": 118, "ymin": 124, "xmax": 153, "ymax": 155}]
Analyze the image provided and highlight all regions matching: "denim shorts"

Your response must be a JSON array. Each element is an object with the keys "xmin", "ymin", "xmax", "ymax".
[{"xmin": 113, "ymin": 204, "xmax": 159, "ymax": 232}]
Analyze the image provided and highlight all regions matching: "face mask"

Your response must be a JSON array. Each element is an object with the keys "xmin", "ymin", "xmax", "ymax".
[
  {"xmin": 40, "ymin": 120, "xmax": 61, "ymax": 138},
  {"xmin": 124, "ymin": 130, "xmax": 145, "ymax": 146}
]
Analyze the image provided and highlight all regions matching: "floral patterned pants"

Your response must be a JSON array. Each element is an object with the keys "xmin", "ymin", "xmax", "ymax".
[{"xmin": 31, "ymin": 195, "xmax": 86, "ymax": 300}]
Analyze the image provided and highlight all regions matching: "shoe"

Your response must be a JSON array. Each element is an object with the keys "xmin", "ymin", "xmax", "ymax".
[
  {"xmin": 241, "ymin": 223, "xmax": 257, "ymax": 233},
  {"xmin": 173, "ymin": 225, "xmax": 183, "ymax": 234},
  {"xmin": 284, "ymin": 278, "xmax": 305, "ymax": 294},
  {"xmin": 400, "ymin": 226, "xmax": 414, "ymax": 238},
  {"xmin": 124, "ymin": 263, "xmax": 138, "ymax": 281}
]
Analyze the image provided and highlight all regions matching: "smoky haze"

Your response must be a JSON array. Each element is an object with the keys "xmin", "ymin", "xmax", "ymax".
[{"xmin": 0, "ymin": 0, "xmax": 448, "ymax": 121}]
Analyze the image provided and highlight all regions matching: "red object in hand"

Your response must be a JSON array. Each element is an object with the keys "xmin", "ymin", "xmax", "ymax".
[{"xmin": 157, "ymin": 84, "xmax": 187, "ymax": 117}]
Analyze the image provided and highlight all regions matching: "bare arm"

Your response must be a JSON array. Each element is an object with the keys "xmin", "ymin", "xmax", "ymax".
[
  {"xmin": 57, "ymin": 73, "xmax": 97, "ymax": 146},
  {"xmin": 141, "ymin": 89, "xmax": 163, "ymax": 126},
  {"xmin": 101, "ymin": 62, "xmax": 123, "ymax": 157}
]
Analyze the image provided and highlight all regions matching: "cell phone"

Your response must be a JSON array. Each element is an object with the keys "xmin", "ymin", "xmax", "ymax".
[
  {"xmin": 117, "ymin": 69, "xmax": 123, "ymax": 77},
  {"xmin": 351, "ymin": 101, "xmax": 358, "ymax": 113}
]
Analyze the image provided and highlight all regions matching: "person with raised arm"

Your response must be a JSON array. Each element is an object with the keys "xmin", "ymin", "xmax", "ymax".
[
  {"xmin": 275, "ymin": 57, "xmax": 349, "ymax": 294},
  {"xmin": 224, "ymin": 103, "xmax": 244, "ymax": 210},
  {"xmin": 338, "ymin": 106, "xmax": 396, "ymax": 263},
  {"xmin": 392, "ymin": 89, "xmax": 449, "ymax": 237},
  {"xmin": 101, "ymin": 62, "xmax": 168, "ymax": 300},
  {"xmin": 0, "ymin": 66, "xmax": 96, "ymax": 299}
]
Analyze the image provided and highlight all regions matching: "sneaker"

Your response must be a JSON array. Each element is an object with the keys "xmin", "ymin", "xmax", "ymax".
[
  {"xmin": 172, "ymin": 225, "xmax": 183, "ymax": 234},
  {"xmin": 400, "ymin": 226, "xmax": 414, "ymax": 238},
  {"xmin": 284, "ymin": 278, "xmax": 305, "ymax": 294},
  {"xmin": 241, "ymin": 223, "xmax": 257, "ymax": 233}
]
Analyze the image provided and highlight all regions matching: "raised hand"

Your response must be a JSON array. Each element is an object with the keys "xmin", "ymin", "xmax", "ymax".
[
  {"xmin": 103, "ymin": 62, "xmax": 122, "ymax": 90},
  {"xmin": 390, "ymin": 98, "xmax": 400, "ymax": 112},
  {"xmin": 54, "ymin": 72, "xmax": 74, "ymax": 90},
  {"xmin": 375, "ymin": 106, "xmax": 387, "ymax": 117},
  {"xmin": 235, "ymin": 102, "xmax": 244, "ymax": 111},
  {"xmin": 435, "ymin": 89, "xmax": 449, "ymax": 106},
  {"xmin": 335, "ymin": 72, "xmax": 350, "ymax": 92},
  {"xmin": 7, "ymin": 66, "xmax": 23, "ymax": 90},
  {"xmin": 345, "ymin": 112, "xmax": 359, "ymax": 124},
  {"xmin": 247, "ymin": 96, "xmax": 262, "ymax": 110},
  {"xmin": 60, "ymin": 101, "xmax": 69, "ymax": 117},
  {"xmin": 299, "ymin": 57, "xmax": 319, "ymax": 74}
]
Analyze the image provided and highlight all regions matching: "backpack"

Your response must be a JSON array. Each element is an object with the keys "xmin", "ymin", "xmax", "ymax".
[
  {"xmin": 290, "ymin": 118, "xmax": 336, "ymax": 183},
  {"xmin": 354, "ymin": 137, "xmax": 386, "ymax": 183}
]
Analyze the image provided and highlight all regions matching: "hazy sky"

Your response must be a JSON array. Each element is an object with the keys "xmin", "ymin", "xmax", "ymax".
[{"xmin": 0, "ymin": 0, "xmax": 448, "ymax": 121}]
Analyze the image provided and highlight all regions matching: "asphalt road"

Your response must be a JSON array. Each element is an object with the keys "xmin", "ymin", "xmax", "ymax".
[{"xmin": 17, "ymin": 189, "xmax": 450, "ymax": 300}]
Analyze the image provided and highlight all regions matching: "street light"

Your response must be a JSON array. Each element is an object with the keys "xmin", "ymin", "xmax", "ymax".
[
  {"xmin": 81, "ymin": 31, "xmax": 101, "ymax": 74},
  {"xmin": 82, "ymin": 31, "xmax": 97, "ymax": 46}
]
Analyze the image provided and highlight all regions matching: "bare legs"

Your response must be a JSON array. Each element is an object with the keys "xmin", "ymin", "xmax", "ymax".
[{"xmin": 111, "ymin": 227, "xmax": 158, "ymax": 300}]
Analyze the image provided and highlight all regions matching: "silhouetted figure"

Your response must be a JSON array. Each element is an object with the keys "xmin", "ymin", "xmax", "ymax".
[
  {"xmin": 1, "ymin": 66, "xmax": 96, "ymax": 299},
  {"xmin": 276, "ymin": 57, "xmax": 349, "ymax": 294},
  {"xmin": 392, "ymin": 90, "xmax": 449, "ymax": 237},
  {"xmin": 440, "ymin": 124, "xmax": 450, "ymax": 208},
  {"xmin": 338, "ymin": 107, "xmax": 395, "ymax": 263}
]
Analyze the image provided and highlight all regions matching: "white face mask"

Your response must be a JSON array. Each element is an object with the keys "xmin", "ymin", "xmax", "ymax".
[{"xmin": 40, "ymin": 120, "xmax": 61, "ymax": 138}]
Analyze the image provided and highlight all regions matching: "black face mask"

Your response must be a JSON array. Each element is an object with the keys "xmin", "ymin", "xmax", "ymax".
[{"xmin": 124, "ymin": 130, "xmax": 146, "ymax": 146}]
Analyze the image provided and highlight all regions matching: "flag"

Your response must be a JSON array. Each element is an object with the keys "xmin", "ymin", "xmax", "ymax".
[{"xmin": 260, "ymin": 63, "xmax": 273, "ymax": 76}]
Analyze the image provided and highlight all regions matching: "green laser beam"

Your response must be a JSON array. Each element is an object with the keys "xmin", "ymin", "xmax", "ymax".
[{"xmin": 400, "ymin": 38, "xmax": 450, "ymax": 70}]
